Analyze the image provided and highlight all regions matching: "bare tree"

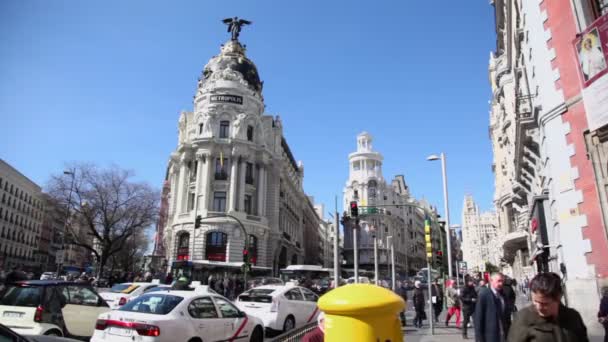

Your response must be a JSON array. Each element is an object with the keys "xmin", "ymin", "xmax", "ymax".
[
  {"xmin": 47, "ymin": 163, "xmax": 159, "ymax": 276},
  {"xmin": 108, "ymin": 228, "xmax": 149, "ymax": 274}
]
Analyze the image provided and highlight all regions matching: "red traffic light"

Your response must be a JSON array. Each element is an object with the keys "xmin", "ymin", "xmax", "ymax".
[
  {"xmin": 243, "ymin": 249, "xmax": 248, "ymax": 256},
  {"xmin": 436, "ymin": 251, "xmax": 443, "ymax": 257}
]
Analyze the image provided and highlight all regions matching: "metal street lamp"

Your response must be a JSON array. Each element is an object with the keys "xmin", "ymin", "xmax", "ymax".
[
  {"xmin": 57, "ymin": 169, "xmax": 75, "ymax": 275},
  {"xmin": 427, "ymin": 153, "xmax": 453, "ymax": 280}
]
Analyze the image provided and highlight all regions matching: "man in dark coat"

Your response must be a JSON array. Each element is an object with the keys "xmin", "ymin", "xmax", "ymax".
[
  {"xmin": 508, "ymin": 272, "xmax": 588, "ymax": 342},
  {"xmin": 502, "ymin": 277, "xmax": 517, "ymax": 333},
  {"xmin": 474, "ymin": 272, "xmax": 509, "ymax": 342},
  {"xmin": 412, "ymin": 280, "xmax": 426, "ymax": 328},
  {"xmin": 460, "ymin": 278, "xmax": 478, "ymax": 339},
  {"xmin": 396, "ymin": 282, "xmax": 409, "ymax": 326},
  {"xmin": 431, "ymin": 279, "xmax": 444, "ymax": 322},
  {"xmin": 599, "ymin": 286, "xmax": 608, "ymax": 342}
]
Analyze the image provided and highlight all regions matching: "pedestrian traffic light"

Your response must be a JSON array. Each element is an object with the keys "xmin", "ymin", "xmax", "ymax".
[
  {"xmin": 243, "ymin": 248, "xmax": 249, "ymax": 263},
  {"xmin": 350, "ymin": 201, "xmax": 359, "ymax": 217},
  {"xmin": 425, "ymin": 216, "xmax": 432, "ymax": 259},
  {"xmin": 194, "ymin": 215, "xmax": 202, "ymax": 229}
]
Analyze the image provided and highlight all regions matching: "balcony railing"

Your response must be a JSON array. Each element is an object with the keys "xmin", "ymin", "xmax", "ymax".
[{"xmin": 214, "ymin": 172, "xmax": 228, "ymax": 181}]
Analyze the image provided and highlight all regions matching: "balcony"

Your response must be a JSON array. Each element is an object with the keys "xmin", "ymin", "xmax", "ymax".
[
  {"xmin": 214, "ymin": 172, "xmax": 228, "ymax": 181},
  {"xmin": 501, "ymin": 229, "xmax": 529, "ymax": 263}
]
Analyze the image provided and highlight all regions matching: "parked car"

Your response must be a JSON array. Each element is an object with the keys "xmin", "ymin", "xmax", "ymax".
[
  {"xmin": 235, "ymin": 284, "xmax": 319, "ymax": 336},
  {"xmin": 98, "ymin": 282, "xmax": 161, "ymax": 309},
  {"xmin": 246, "ymin": 277, "xmax": 284, "ymax": 289},
  {"xmin": 91, "ymin": 291, "xmax": 264, "ymax": 342},
  {"xmin": 39, "ymin": 273, "xmax": 56, "ymax": 281},
  {"xmin": 0, "ymin": 323, "xmax": 82, "ymax": 341},
  {"xmin": 0, "ymin": 280, "xmax": 110, "ymax": 339}
]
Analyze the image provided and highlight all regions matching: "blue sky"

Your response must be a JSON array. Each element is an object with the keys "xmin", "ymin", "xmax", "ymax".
[{"xmin": 1, "ymin": 1, "xmax": 497, "ymax": 224}]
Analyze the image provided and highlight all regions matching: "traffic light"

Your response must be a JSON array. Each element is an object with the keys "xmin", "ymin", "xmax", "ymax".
[
  {"xmin": 350, "ymin": 201, "xmax": 359, "ymax": 217},
  {"xmin": 243, "ymin": 248, "xmax": 249, "ymax": 263},
  {"xmin": 435, "ymin": 250, "xmax": 443, "ymax": 267},
  {"xmin": 425, "ymin": 216, "xmax": 432, "ymax": 259},
  {"xmin": 194, "ymin": 215, "xmax": 202, "ymax": 229},
  {"xmin": 242, "ymin": 249, "xmax": 252, "ymax": 273}
]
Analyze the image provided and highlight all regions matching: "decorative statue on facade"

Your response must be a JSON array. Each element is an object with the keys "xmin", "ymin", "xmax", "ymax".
[
  {"xmin": 222, "ymin": 17, "xmax": 252, "ymax": 41},
  {"xmin": 233, "ymin": 113, "xmax": 247, "ymax": 138}
]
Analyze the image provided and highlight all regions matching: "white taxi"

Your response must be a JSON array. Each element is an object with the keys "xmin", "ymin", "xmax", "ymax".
[
  {"xmin": 91, "ymin": 290, "xmax": 264, "ymax": 342},
  {"xmin": 235, "ymin": 285, "xmax": 319, "ymax": 335},
  {"xmin": 99, "ymin": 283, "xmax": 161, "ymax": 309}
]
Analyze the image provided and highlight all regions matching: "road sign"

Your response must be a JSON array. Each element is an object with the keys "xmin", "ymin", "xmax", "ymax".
[
  {"xmin": 458, "ymin": 261, "xmax": 467, "ymax": 273},
  {"xmin": 56, "ymin": 251, "xmax": 64, "ymax": 265}
]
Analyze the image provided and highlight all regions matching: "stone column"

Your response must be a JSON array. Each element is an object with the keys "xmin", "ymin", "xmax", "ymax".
[
  {"xmin": 257, "ymin": 165, "xmax": 265, "ymax": 216},
  {"xmin": 239, "ymin": 159, "xmax": 247, "ymax": 212},
  {"xmin": 228, "ymin": 155, "xmax": 239, "ymax": 212},
  {"xmin": 203, "ymin": 153, "xmax": 214, "ymax": 211},
  {"xmin": 175, "ymin": 157, "xmax": 187, "ymax": 214},
  {"xmin": 194, "ymin": 153, "xmax": 204, "ymax": 212}
]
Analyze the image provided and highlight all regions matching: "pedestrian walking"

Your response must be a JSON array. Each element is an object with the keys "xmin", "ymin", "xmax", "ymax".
[
  {"xmin": 474, "ymin": 272, "xmax": 509, "ymax": 342},
  {"xmin": 460, "ymin": 278, "xmax": 478, "ymax": 339},
  {"xmin": 508, "ymin": 272, "xmax": 588, "ymax": 342},
  {"xmin": 502, "ymin": 277, "xmax": 517, "ymax": 333},
  {"xmin": 445, "ymin": 280, "xmax": 461, "ymax": 328},
  {"xmin": 412, "ymin": 280, "xmax": 426, "ymax": 328},
  {"xmin": 431, "ymin": 279, "xmax": 444, "ymax": 322},
  {"xmin": 598, "ymin": 286, "xmax": 608, "ymax": 342},
  {"xmin": 396, "ymin": 282, "xmax": 409, "ymax": 326}
]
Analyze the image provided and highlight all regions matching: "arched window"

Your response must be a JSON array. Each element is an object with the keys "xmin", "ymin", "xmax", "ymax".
[
  {"xmin": 205, "ymin": 232, "xmax": 228, "ymax": 261},
  {"xmin": 248, "ymin": 235, "xmax": 258, "ymax": 265},
  {"xmin": 176, "ymin": 233, "xmax": 190, "ymax": 260}
]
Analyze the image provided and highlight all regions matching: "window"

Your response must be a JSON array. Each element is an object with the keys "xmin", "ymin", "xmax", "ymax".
[
  {"xmin": 187, "ymin": 192, "xmax": 195, "ymax": 211},
  {"xmin": 177, "ymin": 233, "xmax": 190, "ymax": 260},
  {"xmin": 188, "ymin": 297, "xmax": 218, "ymax": 318},
  {"xmin": 301, "ymin": 288, "xmax": 318, "ymax": 302},
  {"xmin": 65, "ymin": 286, "xmax": 99, "ymax": 306},
  {"xmin": 247, "ymin": 125, "xmax": 254, "ymax": 141},
  {"xmin": 244, "ymin": 195, "xmax": 253, "ymax": 215},
  {"xmin": 245, "ymin": 163, "xmax": 254, "ymax": 184},
  {"xmin": 353, "ymin": 161, "xmax": 360, "ymax": 171},
  {"xmin": 215, "ymin": 158, "xmax": 228, "ymax": 180},
  {"xmin": 120, "ymin": 294, "xmax": 183, "ymax": 315},
  {"xmin": 199, "ymin": 123, "xmax": 204, "ymax": 135},
  {"xmin": 205, "ymin": 232, "xmax": 227, "ymax": 261},
  {"xmin": 0, "ymin": 285, "xmax": 42, "ymax": 307},
  {"xmin": 219, "ymin": 121, "xmax": 230, "ymax": 138},
  {"xmin": 213, "ymin": 192, "xmax": 226, "ymax": 212},
  {"xmin": 213, "ymin": 297, "xmax": 240, "ymax": 318},
  {"xmin": 284, "ymin": 289, "xmax": 304, "ymax": 301}
]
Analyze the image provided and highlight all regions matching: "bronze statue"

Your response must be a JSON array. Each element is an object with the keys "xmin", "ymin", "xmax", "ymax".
[{"xmin": 222, "ymin": 17, "xmax": 252, "ymax": 41}]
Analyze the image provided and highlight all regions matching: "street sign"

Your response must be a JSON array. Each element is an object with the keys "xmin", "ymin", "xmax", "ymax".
[
  {"xmin": 56, "ymin": 251, "xmax": 64, "ymax": 265},
  {"xmin": 480, "ymin": 263, "xmax": 486, "ymax": 272},
  {"xmin": 458, "ymin": 261, "xmax": 467, "ymax": 273}
]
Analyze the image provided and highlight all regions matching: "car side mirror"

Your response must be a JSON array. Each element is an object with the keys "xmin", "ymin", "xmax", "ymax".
[
  {"xmin": 98, "ymin": 297, "xmax": 108, "ymax": 307},
  {"xmin": 239, "ymin": 310, "xmax": 247, "ymax": 318}
]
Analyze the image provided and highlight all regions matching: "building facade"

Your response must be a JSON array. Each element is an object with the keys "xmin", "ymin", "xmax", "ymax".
[
  {"xmin": 489, "ymin": 0, "xmax": 608, "ymax": 330},
  {"xmin": 0, "ymin": 159, "xmax": 44, "ymax": 272},
  {"xmin": 158, "ymin": 35, "xmax": 320, "ymax": 275},
  {"xmin": 342, "ymin": 132, "xmax": 441, "ymax": 278},
  {"xmin": 461, "ymin": 195, "xmax": 500, "ymax": 273}
]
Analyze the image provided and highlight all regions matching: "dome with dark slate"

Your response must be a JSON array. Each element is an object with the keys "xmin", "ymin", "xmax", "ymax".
[{"xmin": 200, "ymin": 40, "xmax": 263, "ymax": 93}]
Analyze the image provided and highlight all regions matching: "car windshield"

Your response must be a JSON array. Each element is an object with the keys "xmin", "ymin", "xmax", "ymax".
[
  {"xmin": 119, "ymin": 294, "xmax": 183, "ymax": 315},
  {"xmin": 110, "ymin": 284, "xmax": 139, "ymax": 294},
  {"xmin": 0, "ymin": 285, "xmax": 42, "ymax": 307},
  {"xmin": 238, "ymin": 289, "xmax": 274, "ymax": 303}
]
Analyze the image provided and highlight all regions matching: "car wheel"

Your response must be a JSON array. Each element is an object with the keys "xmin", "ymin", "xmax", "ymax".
[
  {"xmin": 283, "ymin": 315, "xmax": 295, "ymax": 332},
  {"xmin": 250, "ymin": 326, "xmax": 263, "ymax": 342},
  {"xmin": 188, "ymin": 338, "xmax": 202, "ymax": 342},
  {"xmin": 44, "ymin": 330, "xmax": 62, "ymax": 336}
]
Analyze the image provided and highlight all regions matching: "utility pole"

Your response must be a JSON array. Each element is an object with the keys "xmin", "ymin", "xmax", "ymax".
[
  {"xmin": 390, "ymin": 236, "xmax": 396, "ymax": 290},
  {"xmin": 333, "ymin": 196, "xmax": 340, "ymax": 288},
  {"xmin": 373, "ymin": 229, "xmax": 379, "ymax": 285}
]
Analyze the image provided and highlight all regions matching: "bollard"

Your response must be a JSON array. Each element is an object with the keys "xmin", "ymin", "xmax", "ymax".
[{"xmin": 318, "ymin": 284, "xmax": 405, "ymax": 342}]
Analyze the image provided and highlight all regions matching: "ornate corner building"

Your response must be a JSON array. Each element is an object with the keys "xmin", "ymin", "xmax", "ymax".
[
  {"xmin": 489, "ymin": 0, "xmax": 608, "ymax": 329},
  {"xmin": 342, "ymin": 133, "xmax": 444, "ymax": 277},
  {"xmin": 155, "ymin": 34, "xmax": 321, "ymax": 276}
]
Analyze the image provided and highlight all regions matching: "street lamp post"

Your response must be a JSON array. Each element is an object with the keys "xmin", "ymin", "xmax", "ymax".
[
  {"xmin": 57, "ymin": 169, "xmax": 75, "ymax": 275},
  {"xmin": 387, "ymin": 235, "xmax": 395, "ymax": 290},
  {"xmin": 427, "ymin": 153, "xmax": 453, "ymax": 280}
]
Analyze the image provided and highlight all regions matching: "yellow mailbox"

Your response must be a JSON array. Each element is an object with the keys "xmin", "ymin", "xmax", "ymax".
[{"xmin": 318, "ymin": 284, "xmax": 405, "ymax": 342}]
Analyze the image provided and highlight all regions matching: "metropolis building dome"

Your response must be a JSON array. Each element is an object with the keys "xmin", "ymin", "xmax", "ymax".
[{"xmin": 155, "ymin": 21, "xmax": 320, "ymax": 278}]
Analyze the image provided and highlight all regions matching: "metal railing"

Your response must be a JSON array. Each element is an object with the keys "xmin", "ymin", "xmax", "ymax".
[{"xmin": 268, "ymin": 322, "xmax": 318, "ymax": 342}]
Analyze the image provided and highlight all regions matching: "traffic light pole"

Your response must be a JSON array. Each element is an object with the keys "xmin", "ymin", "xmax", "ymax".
[
  {"xmin": 427, "ymin": 259, "xmax": 434, "ymax": 335},
  {"xmin": 353, "ymin": 221, "xmax": 359, "ymax": 284},
  {"xmin": 195, "ymin": 214, "xmax": 250, "ymax": 286}
]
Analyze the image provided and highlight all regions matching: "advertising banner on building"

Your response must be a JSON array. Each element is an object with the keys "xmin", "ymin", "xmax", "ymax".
[{"xmin": 575, "ymin": 14, "xmax": 608, "ymax": 131}]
